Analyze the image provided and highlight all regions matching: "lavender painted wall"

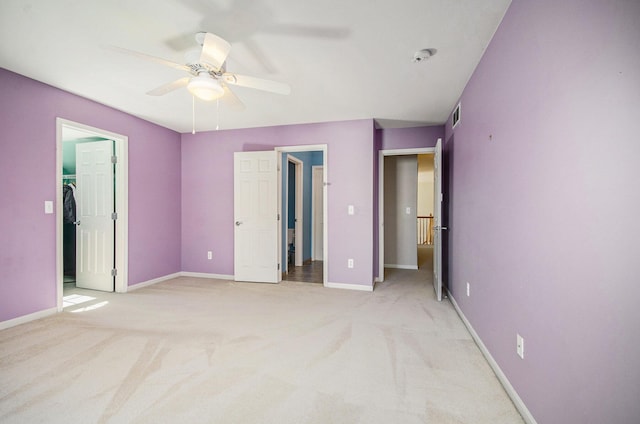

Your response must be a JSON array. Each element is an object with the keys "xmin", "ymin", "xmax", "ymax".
[
  {"xmin": 181, "ymin": 119, "xmax": 375, "ymax": 286},
  {"xmin": 443, "ymin": 1, "xmax": 640, "ymax": 422},
  {"xmin": 379, "ymin": 126, "xmax": 443, "ymax": 151},
  {"xmin": 0, "ymin": 68, "xmax": 181, "ymax": 322}
]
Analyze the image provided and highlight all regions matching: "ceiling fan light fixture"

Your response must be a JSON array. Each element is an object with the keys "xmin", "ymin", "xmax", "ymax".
[{"xmin": 187, "ymin": 75, "xmax": 224, "ymax": 101}]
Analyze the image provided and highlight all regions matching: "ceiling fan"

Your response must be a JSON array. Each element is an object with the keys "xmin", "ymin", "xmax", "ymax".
[{"xmin": 112, "ymin": 32, "xmax": 290, "ymax": 108}]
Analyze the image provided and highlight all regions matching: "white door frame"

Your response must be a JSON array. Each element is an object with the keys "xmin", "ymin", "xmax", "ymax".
[
  {"xmin": 276, "ymin": 145, "xmax": 328, "ymax": 286},
  {"xmin": 311, "ymin": 165, "xmax": 324, "ymax": 261},
  {"xmin": 56, "ymin": 118, "xmax": 128, "ymax": 309},
  {"xmin": 285, "ymin": 154, "xmax": 304, "ymax": 268},
  {"xmin": 378, "ymin": 145, "xmax": 437, "ymax": 283}
]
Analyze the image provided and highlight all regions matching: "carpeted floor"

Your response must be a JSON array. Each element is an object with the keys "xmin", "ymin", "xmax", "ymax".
[{"xmin": 0, "ymin": 250, "xmax": 524, "ymax": 423}]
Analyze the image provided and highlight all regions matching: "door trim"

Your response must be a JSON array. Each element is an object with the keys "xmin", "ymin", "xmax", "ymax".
[
  {"xmin": 56, "ymin": 118, "xmax": 129, "ymax": 310},
  {"xmin": 378, "ymin": 146, "xmax": 437, "ymax": 283},
  {"xmin": 311, "ymin": 165, "xmax": 324, "ymax": 261},
  {"xmin": 286, "ymin": 154, "xmax": 304, "ymax": 268},
  {"xmin": 275, "ymin": 145, "xmax": 328, "ymax": 286}
]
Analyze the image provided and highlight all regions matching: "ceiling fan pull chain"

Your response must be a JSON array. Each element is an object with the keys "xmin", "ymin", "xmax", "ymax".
[{"xmin": 216, "ymin": 98, "xmax": 220, "ymax": 131}]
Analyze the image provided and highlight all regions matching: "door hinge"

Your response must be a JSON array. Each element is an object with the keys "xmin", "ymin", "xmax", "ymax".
[
  {"xmin": 277, "ymin": 263, "xmax": 280, "ymax": 270},
  {"xmin": 277, "ymin": 214, "xmax": 280, "ymax": 221},
  {"xmin": 111, "ymin": 268, "xmax": 117, "ymax": 277},
  {"xmin": 111, "ymin": 155, "xmax": 118, "ymax": 164},
  {"xmin": 111, "ymin": 212, "xmax": 118, "ymax": 220}
]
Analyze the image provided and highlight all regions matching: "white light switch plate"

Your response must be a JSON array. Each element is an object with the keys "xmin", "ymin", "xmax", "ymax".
[
  {"xmin": 517, "ymin": 334, "xmax": 524, "ymax": 359},
  {"xmin": 44, "ymin": 201, "xmax": 53, "ymax": 214},
  {"xmin": 348, "ymin": 205, "xmax": 354, "ymax": 215}
]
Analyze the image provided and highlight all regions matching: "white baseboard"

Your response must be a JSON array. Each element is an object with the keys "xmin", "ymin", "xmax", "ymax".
[
  {"xmin": 448, "ymin": 290, "xmax": 538, "ymax": 424},
  {"xmin": 180, "ymin": 272, "xmax": 234, "ymax": 281},
  {"xmin": 127, "ymin": 272, "xmax": 182, "ymax": 291},
  {"xmin": 0, "ymin": 307, "xmax": 57, "ymax": 330},
  {"xmin": 128, "ymin": 272, "xmax": 235, "ymax": 291},
  {"xmin": 324, "ymin": 281, "xmax": 374, "ymax": 292},
  {"xmin": 384, "ymin": 264, "xmax": 418, "ymax": 270}
]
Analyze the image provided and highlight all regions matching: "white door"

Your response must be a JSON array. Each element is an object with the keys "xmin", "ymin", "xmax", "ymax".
[
  {"xmin": 433, "ymin": 139, "xmax": 444, "ymax": 301},
  {"xmin": 75, "ymin": 140, "xmax": 115, "ymax": 292},
  {"xmin": 290, "ymin": 157, "xmax": 303, "ymax": 267},
  {"xmin": 234, "ymin": 151, "xmax": 279, "ymax": 283},
  {"xmin": 312, "ymin": 166, "xmax": 324, "ymax": 261}
]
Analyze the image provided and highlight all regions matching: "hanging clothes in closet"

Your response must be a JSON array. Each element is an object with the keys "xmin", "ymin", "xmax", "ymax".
[{"xmin": 63, "ymin": 182, "xmax": 76, "ymax": 277}]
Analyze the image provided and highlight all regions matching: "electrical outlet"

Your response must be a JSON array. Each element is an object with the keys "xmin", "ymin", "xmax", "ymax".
[
  {"xmin": 348, "ymin": 259, "xmax": 354, "ymax": 268},
  {"xmin": 517, "ymin": 334, "xmax": 524, "ymax": 359},
  {"xmin": 466, "ymin": 282, "xmax": 470, "ymax": 297},
  {"xmin": 207, "ymin": 251, "xmax": 212, "ymax": 260}
]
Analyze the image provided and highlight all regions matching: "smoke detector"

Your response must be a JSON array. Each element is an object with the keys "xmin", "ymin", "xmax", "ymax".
[{"xmin": 413, "ymin": 48, "xmax": 437, "ymax": 63}]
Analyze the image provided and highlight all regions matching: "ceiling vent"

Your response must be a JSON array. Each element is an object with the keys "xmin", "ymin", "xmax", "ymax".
[{"xmin": 452, "ymin": 103, "xmax": 461, "ymax": 129}]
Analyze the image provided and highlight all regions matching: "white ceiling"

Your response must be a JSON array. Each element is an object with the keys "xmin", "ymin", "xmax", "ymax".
[{"xmin": 0, "ymin": 0, "xmax": 511, "ymax": 133}]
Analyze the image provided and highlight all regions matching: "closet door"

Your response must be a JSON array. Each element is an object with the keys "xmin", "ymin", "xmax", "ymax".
[
  {"xmin": 433, "ymin": 139, "xmax": 444, "ymax": 302},
  {"xmin": 75, "ymin": 140, "xmax": 115, "ymax": 292},
  {"xmin": 234, "ymin": 151, "xmax": 279, "ymax": 283}
]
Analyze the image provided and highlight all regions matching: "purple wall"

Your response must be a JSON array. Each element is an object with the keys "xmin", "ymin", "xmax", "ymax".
[
  {"xmin": 379, "ymin": 126, "xmax": 443, "ymax": 151},
  {"xmin": 181, "ymin": 120, "xmax": 375, "ymax": 286},
  {"xmin": 444, "ymin": 1, "xmax": 640, "ymax": 422},
  {"xmin": 0, "ymin": 68, "xmax": 182, "ymax": 322}
]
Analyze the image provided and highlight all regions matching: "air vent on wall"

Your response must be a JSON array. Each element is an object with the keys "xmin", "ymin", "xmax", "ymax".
[{"xmin": 452, "ymin": 103, "xmax": 461, "ymax": 129}]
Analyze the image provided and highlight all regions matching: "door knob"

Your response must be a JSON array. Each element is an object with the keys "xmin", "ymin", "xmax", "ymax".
[
  {"xmin": 235, "ymin": 221, "xmax": 242, "ymax": 226},
  {"xmin": 73, "ymin": 220, "xmax": 81, "ymax": 226}
]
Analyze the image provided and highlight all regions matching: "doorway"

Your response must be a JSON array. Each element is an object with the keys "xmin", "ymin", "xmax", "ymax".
[
  {"xmin": 56, "ymin": 119, "xmax": 128, "ymax": 311},
  {"xmin": 277, "ymin": 146, "xmax": 327, "ymax": 285},
  {"xmin": 378, "ymin": 147, "xmax": 436, "ymax": 284}
]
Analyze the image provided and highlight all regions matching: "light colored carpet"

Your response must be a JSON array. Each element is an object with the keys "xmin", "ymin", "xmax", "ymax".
[{"xmin": 0, "ymin": 251, "xmax": 524, "ymax": 423}]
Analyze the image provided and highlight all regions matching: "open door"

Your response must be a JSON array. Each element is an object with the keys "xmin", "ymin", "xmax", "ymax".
[
  {"xmin": 75, "ymin": 140, "xmax": 115, "ymax": 292},
  {"xmin": 433, "ymin": 139, "xmax": 445, "ymax": 301},
  {"xmin": 234, "ymin": 151, "xmax": 279, "ymax": 283}
]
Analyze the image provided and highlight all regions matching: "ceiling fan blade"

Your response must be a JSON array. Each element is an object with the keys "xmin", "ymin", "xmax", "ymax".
[
  {"xmin": 220, "ymin": 84, "xmax": 245, "ymax": 110},
  {"xmin": 146, "ymin": 77, "xmax": 190, "ymax": 96},
  {"xmin": 108, "ymin": 46, "xmax": 191, "ymax": 72},
  {"xmin": 199, "ymin": 32, "xmax": 231, "ymax": 72},
  {"xmin": 222, "ymin": 73, "xmax": 291, "ymax": 95}
]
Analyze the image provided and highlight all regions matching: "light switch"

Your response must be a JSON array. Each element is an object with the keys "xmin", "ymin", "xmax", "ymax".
[
  {"xmin": 406, "ymin": 207, "xmax": 411, "ymax": 215},
  {"xmin": 44, "ymin": 201, "xmax": 54, "ymax": 214},
  {"xmin": 348, "ymin": 205, "xmax": 354, "ymax": 215}
]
